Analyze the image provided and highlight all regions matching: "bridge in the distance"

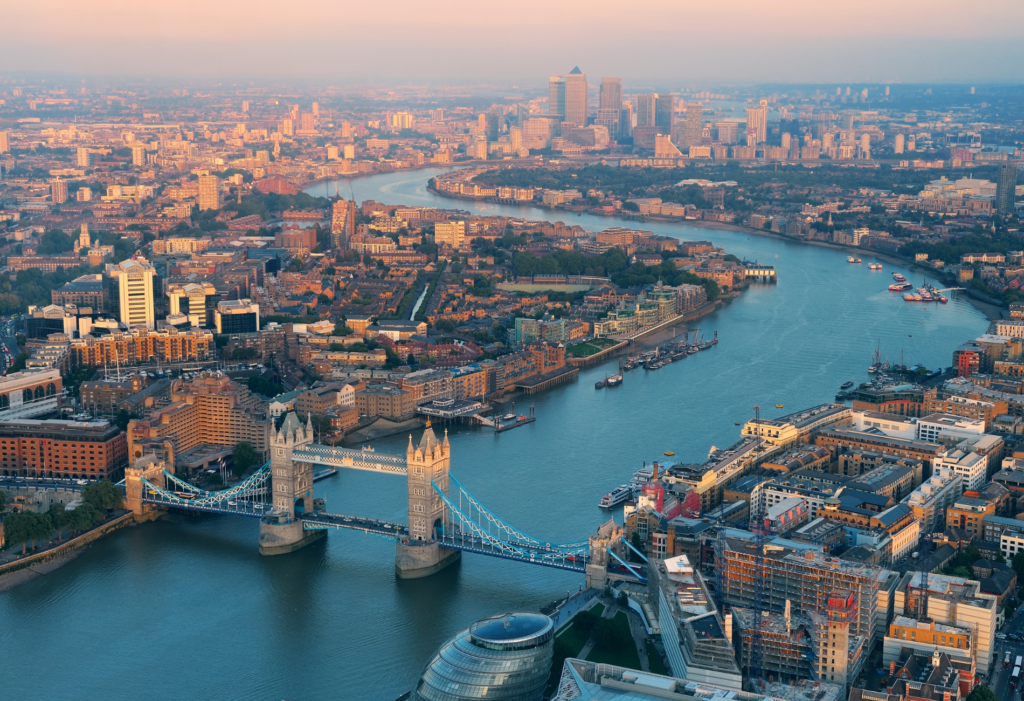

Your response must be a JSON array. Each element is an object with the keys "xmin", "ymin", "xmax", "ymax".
[{"xmin": 125, "ymin": 415, "xmax": 643, "ymax": 584}]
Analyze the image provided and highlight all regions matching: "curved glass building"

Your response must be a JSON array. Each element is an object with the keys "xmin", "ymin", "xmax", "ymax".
[{"xmin": 413, "ymin": 612, "xmax": 554, "ymax": 701}]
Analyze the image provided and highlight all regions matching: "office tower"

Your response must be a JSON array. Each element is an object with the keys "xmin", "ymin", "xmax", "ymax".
[
  {"xmin": 860, "ymin": 133, "xmax": 871, "ymax": 158},
  {"xmin": 600, "ymin": 78, "xmax": 621, "ymax": 111},
  {"xmin": 341, "ymin": 121, "xmax": 353, "ymax": 138},
  {"xmin": 716, "ymin": 121, "xmax": 738, "ymax": 144},
  {"xmin": 106, "ymin": 257, "xmax": 156, "ymax": 330},
  {"xmin": 242, "ymin": 100, "xmax": 250, "ymax": 113},
  {"xmin": 51, "ymin": 178, "xmax": 68, "ymax": 204},
  {"xmin": 619, "ymin": 103, "xmax": 633, "ymax": 139},
  {"xmin": 996, "ymin": 163, "xmax": 1018, "ymax": 215},
  {"xmin": 894, "ymin": 133, "xmax": 905, "ymax": 154},
  {"xmin": 76, "ymin": 147, "xmax": 92, "ymax": 167},
  {"xmin": 280, "ymin": 118, "xmax": 294, "ymax": 136},
  {"xmin": 198, "ymin": 175, "xmax": 220, "ymax": 211},
  {"xmin": 509, "ymin": 126, "xmax": 522, "ymax": 150},
  {"xmin": 484, "ymin": 113, "xmax": 498, "ymax": 141},
  {"xmin": 564, "ymin": 67, "xmax": 587, "ymax": 127},
  {"xmin": 654, "ymin": 134, "xmax": 682, "ymax": 158},
  {"xmin": 636, "ymin": 94, "xmax": 657, "ymax": 127},
  {"xmin": 131, "ymin": 146, "xmax": 145, "ymax": 167},
  {"xmin": 312, "ymin": 102, "xmax": 319, "ymax": 117},
  {"xmin": 781, "ymin": 133, "xmax": 791, "ymax": 151},
  {"xmin": 215, "ymin": 299, "xmax": 260, "ymax": 334},
  {"xmin": 548, "ymin": 76, "xmax": 566, "ymax": 118},
  {"xmin": 291, "ymin": 104, "xmax": 300, "ymax": 122},
  {"xmin": 655, "ymin": 95, "xmax": 674, "ymax": 130},
  {"xmin": 0, "ymin": 131, "xmax": 8, "ymax": 153},
  {"xmin": 300, "ymin": 112, "xmax": 315, "ymax": 131},
  {"xmin": 168, "ymin": 282, "xmax": 216, "ymax": 327},
  {"xmin": 684, "ymin": 102, "xmax": 703, "ymax": 149},
  {"xmin": 745, "ymin": 101, "xmax": 767, "ymax": 144}
]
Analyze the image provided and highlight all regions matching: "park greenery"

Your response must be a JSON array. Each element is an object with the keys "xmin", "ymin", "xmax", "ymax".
[
  {"xmin": 1, "ymin": 479, "xmax": 124, "ymax": 555},
  {"xmin": 232, "ymin": 442, "xmax": 259, "ymax": 478}
]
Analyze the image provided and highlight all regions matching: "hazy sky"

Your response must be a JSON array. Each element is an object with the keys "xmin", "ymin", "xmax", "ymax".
[{"xmin": 5, "ymin": 0, "xmax": 1024, "ymax": 85}]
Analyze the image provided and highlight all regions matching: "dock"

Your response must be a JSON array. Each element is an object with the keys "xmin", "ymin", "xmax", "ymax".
[{"xmin": 492, "ymin": 404, "xmax": 536, "ymax": 433}]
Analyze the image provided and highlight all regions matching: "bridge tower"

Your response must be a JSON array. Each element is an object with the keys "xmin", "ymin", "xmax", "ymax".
[
  {"xmin": 124, "ymin": 454, "xmax": 168, "ymax": 519},
  {"xmin": 258, "ymin": 412, "xmax": 326, "ymax": 555},
  {"xmin": 395, "ymin": 421, "xmax": 461, "ymax": 578}
]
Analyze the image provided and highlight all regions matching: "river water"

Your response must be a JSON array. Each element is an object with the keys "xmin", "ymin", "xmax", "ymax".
[{"xmin": 0, "ymin": 168, "xmax": 990, "ymax": 701}]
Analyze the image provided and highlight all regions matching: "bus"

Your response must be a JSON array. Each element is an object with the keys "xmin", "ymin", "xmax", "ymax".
[
  {"xmin": 1017, "ymin": 656, "xmax": 1023, "ymax": 668},
  {"xmin": 1013, "ymin": 666, "xmax": 1021, "ymax": 688}
]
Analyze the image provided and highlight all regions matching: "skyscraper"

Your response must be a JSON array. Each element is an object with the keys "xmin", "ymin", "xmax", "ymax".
[
  {"xmin": 131, "ymin": 146, "xmax": 145, "ymax": 167},
  {"xmin": 0, "ymin": 131, "xmax": 9, "ymax": 153},
  {"xmin": 619, "ymin": 103, "xmax": 634, "ymax": 139},
  {"xmin": 894, "ymin": 134, "xmax": 905, "ymax": 154},
  {"xmin": 600, "ymin": 78, "xmax": 621, "ymax": 111},
  {"xmin": 745, "ymin": 101, "xmax": 768, "ymax": 144},
  {"xmin": 684, "ymin": 102, "xmax": 703, "ymax": 149},
  {"xmin": 564, "ymin": 67, "xmax": 588, "ymax": 127},
  {"xmin": 636, "ymin": 94, "xmax": 658, "ymax": 127},
  {"xmin": 655, "ymin": 95, "xmax": 674, "ymax": 130},
  {"xmin": 106, "ymin": 257, "xmax": 156, "ymax": 330},
  {"xmin": 198, "ymin": 175, "xmax": 220, "ymax": 211},
  {"xmin": 76, "ymin": 147, "xmax": 92, "ymax": 167},
  {"xmin": 548, "ymin": 76, "xmax": 565, "ymax": 119},
  {"xmin": 996, "ymin": 163, "xmax": 1018, "ymax": 215}
]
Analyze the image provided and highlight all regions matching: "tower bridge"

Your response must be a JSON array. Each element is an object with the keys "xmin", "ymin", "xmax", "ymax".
[{"xmin": 124, "ymin": 414, "xmax": 637, "ymax": 585}]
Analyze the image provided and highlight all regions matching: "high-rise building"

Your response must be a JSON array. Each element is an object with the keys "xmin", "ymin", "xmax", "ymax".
[
  {"xmin": 76, "ymin": 147, "xmax": 92, "ymax": 167},
  {"xmin": 168, "ymin": 282, "xmax": 216, "ymax": 327},
  {"xmin": 636, "ymin": 94, "xmax": 658, "ymax": 128},
  {"xmin": 564, "ymin": 67, "xmax": 588, "ymax": 127},
  {"xmin": 618, "ymin": 103, "xmax": 633, "ymax": 139},
  {"xmin": 300, "ymin": 112, "xmax": 315, "ymax": 131},
  {"xmin": 0, "ymin": 131, "xmax": 9, "ymax": 153},
  {"xmin": 599, "ymin": 78, "xmax": 621, "ymax": 111},
  {"xmin": 279, "ymin": 118, "xmax": 294, "ymax": 136},
  {"xmin": 745, "ymin": 100, "xmax": 768, "ymax": 144},
  {"xmin": 716, "ymin": 121, "xmax": 739, "ymax": 144},
  {"xmin": 131, "ymin": 146, "xmax": 145, "ymax": 167},
  {"xmin": 655, "ymin": 95, "xmax": 674, "ymax": 130},
  {"xmin": 548, "ymin": 76, "xmax": 566, "ymax": 118},
  {"xmin": 106, "ymin": 257, "xmax": 156, "ymax": 330},
  {"xmin": 894, "ymin": 133, "xmax": 905, "ymax": 154},
  {"xmin": 331, "ymin": 198, "xmax": 356, "ymax": 249},
  {"xmin": 684, "ymin": 102, "xmax": 703, "ymax": 149},
  {"xmin": 198, "ymin": 175, "xmax": 220, "ymax": 211},
  {"xmin": 215, "ymin": 299, "xmax": 260, "ymax": 334},
  {"xmin": 51, "ymin": 178, "xmax": 68, "ymax": 204},
  {"xmin": 484, "ymin": 113, "xmax": 499, "ymax": 141},
  {"xmin": 996, "ymin": 163, "xmax": 1018, "ymax": 215},
  {"xmin": 242, "ymin": 100, "xmax": 250, "ymax": 113}
]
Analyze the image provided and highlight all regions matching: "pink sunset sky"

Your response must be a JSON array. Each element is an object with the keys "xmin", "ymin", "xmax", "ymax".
[{"xmin": 4, "ymin": 0, "xmax": 1023, "ymax": 83}]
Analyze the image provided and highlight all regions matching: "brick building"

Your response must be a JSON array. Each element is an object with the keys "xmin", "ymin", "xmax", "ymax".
[{"xmin": 0, "ymin": 418, "xmax": 129, "ymax": 481}]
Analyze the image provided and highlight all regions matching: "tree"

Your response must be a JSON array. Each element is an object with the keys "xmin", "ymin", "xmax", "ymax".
[
  {"xmin": 630, "ymin": 532, "xmax": 644, "ymax": 562},
  {"xmin": 232, "ymin": 442, "xmax": 258, "ymax": 478},
  {"xmin": 591, "ymin": 618, "xmax": 618, "ymax": 649},
  {"xmin": 1013, "ymin": 552, "xmax": 1024, "ymax": 581},
  {"xmin": 3, "ymin": 511, "xmax": 53, "ymax": 554},
  {"xmin": 406, "ymin": 353, "xmax": 417, "ymax": 366},
  {"xmin": 574, "ymin": 610, "xmax": 598, "ymax": 637},
  {"xmin": 0, "ymin": 489, "xmax": 5, "ymax": 512},
  {"xmin": 82, "ymin": 479, "xmax": 124, "ymax": 511},
  {"xmin": 333, "ymin": 321, "xmax": 353, "ymax": 336},
  {"xmin": 47, "ymin": 503, "xmax": 73, "ymax": 540},
  {"xmin": 965, "ymin": 685, "xmax": 998, "ymax": 701},
  {"xmin": 114, "ymin": 408, "xmax": 133, "ymax": 430}
]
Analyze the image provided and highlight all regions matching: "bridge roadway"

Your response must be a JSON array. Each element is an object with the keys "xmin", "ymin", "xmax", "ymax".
[
  {"xmin": 301, "ymin": 511, "xmax": 409, "ymax": 539},
  {"xmin": 291, "ymin": 444, "xmax": 408, "ymax": 475}
]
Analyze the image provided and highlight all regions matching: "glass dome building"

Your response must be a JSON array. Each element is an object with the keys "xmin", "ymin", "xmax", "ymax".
[{"xmin": 412, "ymin": 612, "xmax": 554, "ymax": 701}]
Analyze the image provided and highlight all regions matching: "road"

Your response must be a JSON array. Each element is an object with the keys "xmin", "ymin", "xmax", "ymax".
[{"xmin": 990, "ymin": 608, "xmax": 1024, "ymax": 701}]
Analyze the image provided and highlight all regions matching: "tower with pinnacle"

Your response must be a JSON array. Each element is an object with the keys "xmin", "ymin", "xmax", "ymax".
[
  {"xmin": 258, "ymin": 411, "xmax": 325, "ymax": 555},
  {"xmin": 405, "ymin": 419, "xmax": 450, "ymax": 541}
]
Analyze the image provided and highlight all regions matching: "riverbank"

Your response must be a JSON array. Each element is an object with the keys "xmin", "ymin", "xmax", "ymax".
[
  {"xmin": 0, "ymin": 511, "xmax": 135, "ymax": 593},
  {"xmin": 426, "ymin": 175, "xmax": 1005, "ymax": 323}
]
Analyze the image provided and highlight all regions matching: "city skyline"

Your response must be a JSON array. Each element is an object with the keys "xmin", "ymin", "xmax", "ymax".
[{"xmin": 3, "ymin": 1, "xmax": 1024, "ymax": 83}]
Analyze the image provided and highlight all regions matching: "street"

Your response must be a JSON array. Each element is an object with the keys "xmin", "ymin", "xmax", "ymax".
[{"xmin": 990, "ymin": 609, "xmax": 1024, "ymax": 701}]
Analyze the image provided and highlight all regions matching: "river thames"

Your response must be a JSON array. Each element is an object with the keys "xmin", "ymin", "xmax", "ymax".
[{"xmin": 0, "ymin": 167, "xmax": 991, "ymax": 700}]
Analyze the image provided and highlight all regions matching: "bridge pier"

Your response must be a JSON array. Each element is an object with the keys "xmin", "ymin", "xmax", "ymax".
[
  {"xmin": 259, "ymin": 513, "xmax": 325, "ymax": 556},
  {"xmin": 395, "ymin": 540, "xmax": 461, "ymax": 579}
]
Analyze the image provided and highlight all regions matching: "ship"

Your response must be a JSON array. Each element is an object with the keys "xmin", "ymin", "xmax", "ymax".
[
  {"xmin": 599, "ymin": 485, "xmax": 633, "ymax": 508},
  {"xmin": 606, "ymin": 373, "xmax": 623, "ymax": 387},
  {"xmin": 868, "ymin": 263, "xmax": 882, "ymax": 270},
  {"xmin": 840, "ymin": 381, "xmax": 854, "ymax": 389},
  {"xmin": 847, "ymin": 256, "xmax": 857, "ymax": 263},
  {"xmin": 595, "ymin": 379, "xmax": 606, "ymax": 389},
  {"xmin": 889, "ymin": 282, "xmax": 913, "ymax": 291},
  {"xmin": 892, "ymin": 272, "xmax": 906, "ymax": 282}
]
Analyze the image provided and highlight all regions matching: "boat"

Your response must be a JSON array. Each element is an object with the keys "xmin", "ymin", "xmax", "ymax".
[
  {"xmin": 853, "ymin": 258, "xmax": 862, "ymax": 264},
  {"xmin": 595, "ymin": 379, "xmax": 606, "ymax": 389},
  {"xmin": 892, "ymin": 273, "xmax": 906, "ymax": 282},
  {"xmin": 606, "ymin": 373, "xmax": 623, "ymax": 387},
  {"xmin": 847, "ymin": 256, "xmax": 856, "ymax": 263},
  {"xmin": 502, "ymin": 413, "xmax": 516, "ymax": 421},
  {"xmin": 775, "ymin": 404, "xmax": 783, "ymax": 409},
  {"xmin": 734, "ymin": 421, "xmax": 741, "ymax": 425},
  {"xmin": 599, "ymin": 485, "xmax": 633, "ymax": 509},
  {"xmin": 840, "ymin": 381, "xmax": 854, "ymax": 390},
  {"xmin": 868, "ymin": 263, "xmax": 882, "ymax": 270},
  {"xmin": 889, "ymin": 282, "xmax": 912, "ymax": 291},
  {"xmin": 664, "ymin": 451, "xmax": 675, "ymax": 456}
]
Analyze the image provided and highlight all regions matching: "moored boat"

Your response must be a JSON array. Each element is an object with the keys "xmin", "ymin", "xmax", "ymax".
[
  {"xmin": 599, "ymin": 485, "xmax": 632, "ymax": 509},
  {"xmin": 840, "ymin": 381, "xmax": 854, "ymax": 390},
  {"xmin": 606, "ymin": 373, "xmax": 623, "ymax": 387},
  {"xmin": 890, "ymin": 282, "xmax": 912, "ymax": 291}
]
